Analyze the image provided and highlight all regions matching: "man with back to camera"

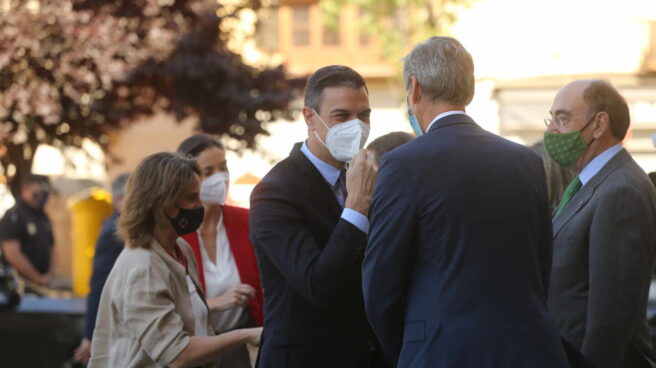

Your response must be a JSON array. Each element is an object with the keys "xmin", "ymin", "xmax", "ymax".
[
  {"xmin": 0, "ymin": 174, "xmax": 56, "ymax": 288},
  {"xmin": 362, "ymin": 36, "xmax": 570, "ymax": 368},
  {"xmin": 545, "ymin": 79, "xmax": 656, "ymax": 368},
  {"xmin": 249, "ymin": 65, "xmax": 382, "ymax": 367}
]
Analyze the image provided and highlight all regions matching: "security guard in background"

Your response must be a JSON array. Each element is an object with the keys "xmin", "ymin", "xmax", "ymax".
[{"xmin": 0, "ymin": 174, "xmax": 55, "ymax": 287}]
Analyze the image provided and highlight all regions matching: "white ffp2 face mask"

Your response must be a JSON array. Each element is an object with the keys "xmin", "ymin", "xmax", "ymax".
[
  {"xmin": 313, "ymin": 110, "xmax": 370, "ymax": 162},
  {"xmin": 200, "ymin": 172, "xmax": 229, "ymax": 205}
]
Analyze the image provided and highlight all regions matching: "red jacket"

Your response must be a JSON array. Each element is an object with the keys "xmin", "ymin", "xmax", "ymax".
[{"xmin": 181, "ymin": 205, "xmax": 263, "ymax": 327}]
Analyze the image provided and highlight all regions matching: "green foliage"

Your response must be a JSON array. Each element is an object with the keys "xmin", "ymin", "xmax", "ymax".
[
  {"xmin": 0, "ymin": 0, "xmax": 304, "ymax": 197},
  {"xmin": 320, "ymin": 0, "xmax": 474, "ymax": 60}
]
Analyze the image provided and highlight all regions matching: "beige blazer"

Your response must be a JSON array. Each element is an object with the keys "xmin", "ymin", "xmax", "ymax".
[{"xmin": 89, "ymin": 236, "xmax": 214, "ymax": 368}]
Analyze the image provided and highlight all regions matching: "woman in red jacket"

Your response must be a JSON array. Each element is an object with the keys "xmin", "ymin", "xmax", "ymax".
[{"xmin": 177, "ymin": 134, "xmax": 263, "ymax": 368}]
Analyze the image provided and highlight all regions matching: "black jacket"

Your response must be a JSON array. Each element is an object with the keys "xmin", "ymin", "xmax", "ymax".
[
  {"xmin": 250, "ymin": 143, "xmax": 379, "ymax": 368},
  {"xmin": 84, "ymin": 212, "xmax": 123, "ymax": 339}
]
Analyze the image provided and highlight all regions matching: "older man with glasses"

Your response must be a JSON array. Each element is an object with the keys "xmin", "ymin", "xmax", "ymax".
[{"xmin": 544, "ymin": 79, "xmax": 656, "ymax": 368}]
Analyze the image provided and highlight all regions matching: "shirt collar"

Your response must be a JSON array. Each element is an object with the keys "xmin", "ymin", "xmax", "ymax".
[
  {"xmin": 426, "ymin": 110, "xmax": 468, "ymax": 132},
  {"xmin": 579, "ymin": 143, "xmax": 623, "ymax": 186},
  {"xmin": 300, "ymin": 141, "xmax": 341, "ymax": 186}
]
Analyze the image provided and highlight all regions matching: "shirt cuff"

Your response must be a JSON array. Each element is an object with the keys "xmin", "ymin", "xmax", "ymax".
[{"xmin": 342, "ymin": 208, "xmax": 369, "ymax": 234}]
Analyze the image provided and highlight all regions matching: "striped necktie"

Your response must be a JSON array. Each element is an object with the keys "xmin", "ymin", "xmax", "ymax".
[{"xmin": 334, "ymin": 169, "xmax": 348, "ymax": 206}]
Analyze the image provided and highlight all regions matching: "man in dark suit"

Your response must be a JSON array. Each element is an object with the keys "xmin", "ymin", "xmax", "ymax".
[
  {"xmin": 363, "ymin": 36, "xmax": 570, "ymax": 368},
  {"xmin": 546, "ymin": 79, "xmax": 656, "ymax": 368},
  {"xmin": 250, "ymin": 65, "xmax": 380, "ymax": 367},
  {"xmin": 74, "ymin": 173, "xmax": 129, "ymax": 364}
]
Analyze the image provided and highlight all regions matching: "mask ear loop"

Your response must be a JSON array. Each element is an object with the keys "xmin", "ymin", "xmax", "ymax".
[
  {"xmin": 581, "ymin": 111, "xmax": 599, "ymax": 146},
  {"xmin": 312, "ymin": 109, "xmax": 331, "ymax": 149},
  {"xmin": 407, "ymin": 82, "xmax": 421, "ymax": 128}
]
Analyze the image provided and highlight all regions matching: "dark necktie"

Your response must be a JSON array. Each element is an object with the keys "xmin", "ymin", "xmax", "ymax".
[
  {"xmin": 335, "ymin": 169, "xmax": 348, "ymax": 204},
  {"xmin": 554, "ymin": 176, "xmax": 582, "ymax": 218}
]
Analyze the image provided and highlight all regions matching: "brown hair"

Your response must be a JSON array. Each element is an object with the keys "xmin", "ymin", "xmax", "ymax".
[
  {"xmin": 366, "ymin": 131, "xmax": 414, "ymax": 164},
  {"xmin": 583, "ymin": 80, "xmax": 630, "ymax": 140},
  {"xmin": 117, "ymin": 152, "xmax": 200, "ymax": 249},
  {"xmin": 304, "ymin": 65, "xmax": 368, "ymax": 113},
  {"xmin": 177, "ymin": 133, "xmax": 224, "ymax": 158}
]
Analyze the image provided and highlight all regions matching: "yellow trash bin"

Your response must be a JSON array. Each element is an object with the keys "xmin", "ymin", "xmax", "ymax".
[{"xmin": 68, "ymin": 188, "xmax": 113, "ymax": 296}]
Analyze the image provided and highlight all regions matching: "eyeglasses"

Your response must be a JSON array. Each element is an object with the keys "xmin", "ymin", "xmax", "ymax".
[{"xmin": 544, "ymin": 111, "xmax": 591, "ymax": 129}]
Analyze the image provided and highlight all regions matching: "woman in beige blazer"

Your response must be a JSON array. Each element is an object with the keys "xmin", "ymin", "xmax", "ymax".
[{"xmin": 89, "ymin": 152, "xmax": 261, "ymax": 368}]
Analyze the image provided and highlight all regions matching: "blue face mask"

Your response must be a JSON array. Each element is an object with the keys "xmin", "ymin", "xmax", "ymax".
[{"xmin": 406, "ymin": 85, "xmax": 423, "ymax": 136}]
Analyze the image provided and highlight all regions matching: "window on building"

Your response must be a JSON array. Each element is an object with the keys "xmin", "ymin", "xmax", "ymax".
[
  {"xmin": 292, "ymin": 5, "xmax": 310, "ymax": 47},
  {"xmin": 255, "ymin": 7, "xmax": 280, "ymax": 52},
  {"xmin": 322, "ymin": 21, "xmax": 340, "ymax": 46}
]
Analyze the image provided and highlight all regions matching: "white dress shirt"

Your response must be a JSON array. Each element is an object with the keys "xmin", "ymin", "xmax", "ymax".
[
  {"xmin": 300, "ymin": 142, "xmax": 369, "ymax": 233},
  {"xmin": 426, "ymin": 110, "xmax": 468, "ymax": 132}
]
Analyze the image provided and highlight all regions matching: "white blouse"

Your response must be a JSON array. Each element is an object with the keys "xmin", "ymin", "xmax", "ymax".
[
  {"xmin": 198, "ymin": 214, "xmax": 249, "ymax": 333},
  {"xmin": 185, "ymin": 274, "xmax": 209, "ymax": 337}
]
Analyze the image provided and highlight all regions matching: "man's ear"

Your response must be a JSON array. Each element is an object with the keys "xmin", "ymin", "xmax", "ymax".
[
  {"xmin": 593, "ymin": 111, "xmax": 610, "ymax": 139},
  {"xmin": 302, "ymin": 107, "xmax": 315, "ymax": 130},
  {"xmin": 409, "ymin": 76, "xmax": 422, "ymax": 105}
]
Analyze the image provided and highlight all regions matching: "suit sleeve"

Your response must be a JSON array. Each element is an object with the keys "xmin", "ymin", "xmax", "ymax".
[
  {"xmin": 583, "ymin": 186, "xmax": 655, "ymax": 368},
  {"xmin": 249, "ymin": 179, "xmax": 366, "ymax": 307},
  {"xmin": 0, "ymin": 208, "xmax": 21, "ymax": 242},
  {"xmin": 121, "ymin": 264, "xmax": 190, "ymax": 366},
  {"xmin": 362, "ymin": 156, "xmax": 416, "ymax": 367},
  {"xmin": 535, "ymin": 158, "xmax": 553, "ymax": 298},
  {"xmin": 84, "ymin": 220, "xmax": 122, "ymax": 339}
]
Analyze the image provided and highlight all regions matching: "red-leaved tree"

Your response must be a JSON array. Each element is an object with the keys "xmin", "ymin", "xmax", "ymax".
[{"xmin": 0, "ymin": 0, "xmax": 304, "ymax": 197}]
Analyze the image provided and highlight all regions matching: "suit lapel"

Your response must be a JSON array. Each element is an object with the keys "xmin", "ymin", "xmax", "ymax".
[
  {"xmin": 553, "ymin": 149, "xmax": 632, "ymax": 238},
  {"xmin": 288, "ymin": 142, "xmax": 342, "ymax": 219}
]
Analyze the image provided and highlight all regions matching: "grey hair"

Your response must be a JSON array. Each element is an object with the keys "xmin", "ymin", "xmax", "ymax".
[
  {"xmin": 111, "ymin": 173, "xmax": 130, "ymax": 200},
  {"xmin": 403, "ymin": 36, "xmax": 475, "ymax": 106}
]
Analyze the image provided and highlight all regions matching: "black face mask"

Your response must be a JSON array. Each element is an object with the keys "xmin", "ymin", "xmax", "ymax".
[
  {"xmin": 169, "ymin": 206, "xmax": 205, "ymax": 236},
  {"xmin": 33, "ymin": 191, "xmax": 49, "ymax": 211}
]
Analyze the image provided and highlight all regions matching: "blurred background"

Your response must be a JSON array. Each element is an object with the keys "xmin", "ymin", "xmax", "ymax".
[{"xmin": 0, "ymin": 0, "xmax": 655, "ymax": 365}]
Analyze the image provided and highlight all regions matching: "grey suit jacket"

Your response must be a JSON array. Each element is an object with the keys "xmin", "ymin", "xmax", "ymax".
[{"xmin": 548, "ymin": 148, "xmax": 656, "ymax": 368}]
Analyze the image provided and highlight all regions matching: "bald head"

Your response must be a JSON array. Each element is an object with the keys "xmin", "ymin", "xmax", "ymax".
[
  {"xmin": 551, "ymin": 80, "xmax": 591, "ymax": 121},
  {"xmin": 551, "ymin": 79, "xmax": 630, "ymax": 140}
]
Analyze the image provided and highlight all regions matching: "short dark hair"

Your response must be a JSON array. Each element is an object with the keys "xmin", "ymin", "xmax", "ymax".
[
  {"xmin": 23, "ymin": 173, "xmax": 56, "ymax": 193},
  {"xmin": 366, "ymin": 131, "xmax": 414, "ymax": 164},
  {"xmin": 304, "ymin": 65, "xmax": 368, "ymax": 113},
  {"xmin": 177, "ymin": 134, "xmax": 224, "ymax": 158},
  {"xmin": 583, "ymin": 80, "xmax": 630, "ymax": 140}
]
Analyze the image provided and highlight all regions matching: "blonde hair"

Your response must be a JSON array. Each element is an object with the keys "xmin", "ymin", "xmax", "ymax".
[{"xmin": 118, "ymin": 152, "xmax": 200, "ymax": 249}]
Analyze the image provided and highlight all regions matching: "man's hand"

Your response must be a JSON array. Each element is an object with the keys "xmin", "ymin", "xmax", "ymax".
[
  {"xmin": 37, "ymin": 273, "xmax": 52, "ymax": 287},
  {"xmin": 73, "ymin": 338, "xmax": 91, "ymax": 363},
  {"xmin": 2, "ymin": 240, "xmax": 48, "ymax": 286},
  {"xmin": 345, "ymin": 149, "xmax": 378, "ymax": 216}
]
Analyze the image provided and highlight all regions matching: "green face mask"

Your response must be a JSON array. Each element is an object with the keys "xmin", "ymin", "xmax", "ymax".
[{"xmin": 544, "ymin": 116, "xmax": 595, "ymax": 168}]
